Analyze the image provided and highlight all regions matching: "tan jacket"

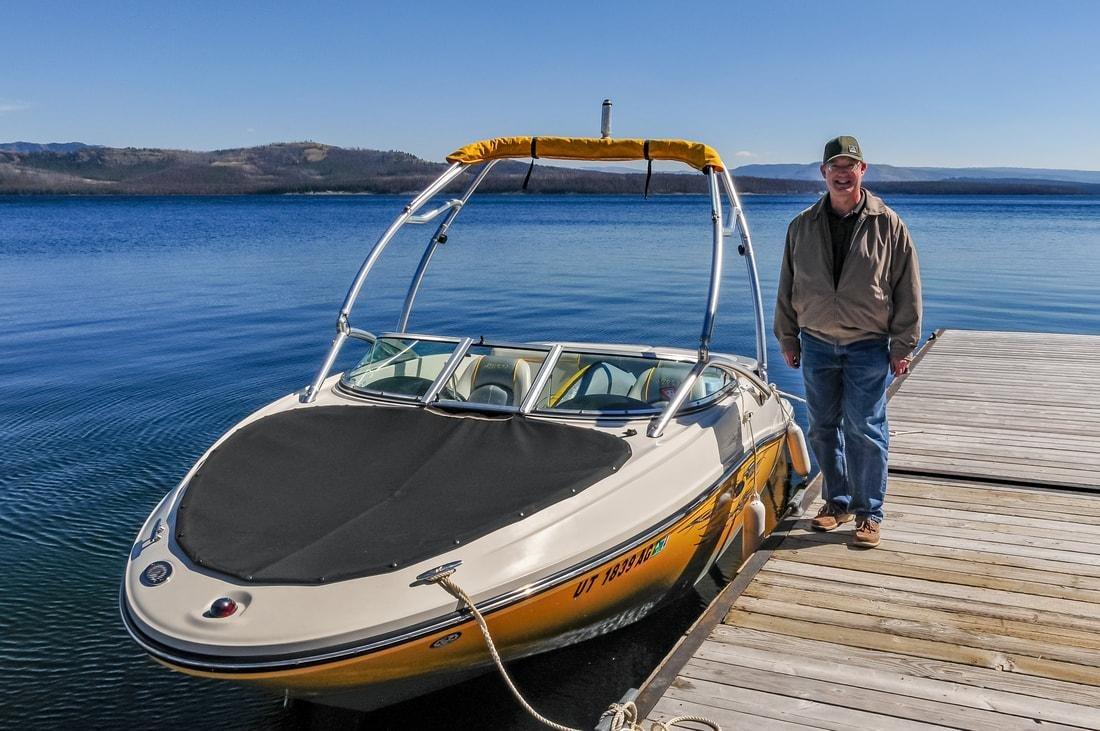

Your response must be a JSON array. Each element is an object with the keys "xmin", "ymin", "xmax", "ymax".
[{"xmin": 774, "ymin": 190, "xmax": 922, "ymax": 359}]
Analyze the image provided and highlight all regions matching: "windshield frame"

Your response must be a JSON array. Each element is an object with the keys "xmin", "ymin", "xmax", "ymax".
[{"xmin": 337, "ymin": 333, "xmax": 740, "ymax": 419}]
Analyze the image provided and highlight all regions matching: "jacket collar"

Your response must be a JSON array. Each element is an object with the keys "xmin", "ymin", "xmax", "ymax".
[{"xmin": 811, "ymin": 189, "xmax": 885, "ymax": 219}]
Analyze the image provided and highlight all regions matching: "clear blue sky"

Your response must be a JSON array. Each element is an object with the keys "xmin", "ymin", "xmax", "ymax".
[{"xmin": 3, "ymin": 1, "xmax": 1098, "ymax": 169}]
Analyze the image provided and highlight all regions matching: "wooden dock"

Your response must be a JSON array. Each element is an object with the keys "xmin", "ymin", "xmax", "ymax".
[
  {"xmin": 889, "ymin": 330, "xmax": 1100, "ymax": 491},
  {"xmin": 634, "ymin": 329, "xmax": 1100, "ymax": 730}
]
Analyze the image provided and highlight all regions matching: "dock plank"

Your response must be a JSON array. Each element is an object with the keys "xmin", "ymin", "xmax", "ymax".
[
  {"xmin": 762, "ymin": 558, "xmax": 1100, "ymax": 616},
  {"xmin": 879, "ymin": 511, "xmax": 1100, "ymax": 546},
  {"xmin": 743, "ymin": 581, "xmax": 1100, "ymax": 651},
  {"xmin": 784, "ymin": 524, "xmax": 1100, "ymax": 579},
  {"xmin": 709, "ymin": 625, "xmax": 1100, "ymax": 718},
  {"xmin": 888, "ymin": 453, "xmax": 1099, "ymax": 486},
  {"xmin": 677, "ymin": 655, "xmax": 1073, "ymax": 729},
  {"xmin": 887, "ymin": 478, "xmax": 1100, "ymax": 512},
  {"xmin": 773, "ymin": 536, "xmax": 1100, "ymax": 595},
  {"xmin": 886, "ymin": 494, "xmax": 1100, "ymax": 526},
  {"xmin": 730, "ymin": 596, "xmax": 1100, "ymax": 669},
  {"xmin": 663, "ymin": 676, "xmax": 958, "ymax": 731},
  {"xmin": 880, "ymin": 501, "xmax": 1100, "ymax": 538},
  {"xmin": 795, "ymin": 505, "xmax": 1100, "ymax": 558},
  {"xmin": 889, "ymin": 434, "xmax": 1100, "ymax": 469},
  {"xmin": 681, "ymin": 655, "xmax": 1086, "ymax": 731},
  {"xmin": 726, "ymin": 609, "xmax": 1100, "ymax": 687}
]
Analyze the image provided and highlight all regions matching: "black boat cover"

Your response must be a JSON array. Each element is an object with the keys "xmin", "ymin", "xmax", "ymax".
[{"xmin": 175, "ymin": 405, "xmax": 632, "ymax": 584}]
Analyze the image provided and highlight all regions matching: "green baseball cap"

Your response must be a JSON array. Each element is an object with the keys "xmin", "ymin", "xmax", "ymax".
[{"xmin": 823, "ymin": 135, "xmax": 863, "ymax": 164}]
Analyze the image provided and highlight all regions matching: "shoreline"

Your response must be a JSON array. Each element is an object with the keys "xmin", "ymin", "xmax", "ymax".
[{"xmin": 4, "ymin": 189, "xmax": 1100, "ymax": 198}]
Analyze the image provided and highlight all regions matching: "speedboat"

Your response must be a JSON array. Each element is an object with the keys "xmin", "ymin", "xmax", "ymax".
[{"xmin": 120, "ymin": 133, "xmax": 811, "ymax": 712}]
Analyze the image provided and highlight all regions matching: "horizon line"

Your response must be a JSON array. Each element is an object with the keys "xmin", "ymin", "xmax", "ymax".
[{"xmin": 2, "ymin": 140, "xmax": 1100, "ymax": 175}]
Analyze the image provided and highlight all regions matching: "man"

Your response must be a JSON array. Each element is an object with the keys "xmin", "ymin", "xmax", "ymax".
[{"xmin": 774, "ymin": 135, "xmax": 922, "ymax": 548}]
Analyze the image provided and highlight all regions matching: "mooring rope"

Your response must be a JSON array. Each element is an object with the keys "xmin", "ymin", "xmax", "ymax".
[
  {"xmin": 424, "ymin": 573, "xmax": 721, "ymax": 731},
  {"xmin": 772, "ymin": 388, "xmax": 807, "ymax": 405},
  {"xmin": 602, "ymin": 701, "xmax": 722, "ymax": 731},
  {"xmin": 433, "ymin": 574, "xmax": 577, "ymax": 731}
]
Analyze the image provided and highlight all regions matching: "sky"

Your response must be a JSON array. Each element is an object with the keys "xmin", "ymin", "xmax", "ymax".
[{"xmin": 2, "ymin": 1, "xmax": 1099, "ymax": 169}]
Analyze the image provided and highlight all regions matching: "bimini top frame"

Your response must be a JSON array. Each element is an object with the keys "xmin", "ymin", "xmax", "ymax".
[{"xmin": 300, "ymin": 136, "xmax": 769, "ymax": 438}]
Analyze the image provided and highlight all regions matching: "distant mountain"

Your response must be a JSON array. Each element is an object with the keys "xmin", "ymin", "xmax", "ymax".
[
  {"xmin": 734, "ymin": 162, "xmax": 1100, "ymax": 185},
  {"xmin": 0, "ymin": 143, "xmax": 448, "ymax": 195},
  {"xmin": 0, "ymin": 141, "xmax": 92, "ymax": 153},
  {"xmin": 0, "ymin": 142, "xmax": 820, "ymax": 195},
  {"xmin": 1, "ymin": 142, "xmax": 1098, "ymax": 195}
]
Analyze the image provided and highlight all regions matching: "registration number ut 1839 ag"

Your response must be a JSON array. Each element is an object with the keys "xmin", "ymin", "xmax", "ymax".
[{"xmin": 572, "ymin": 535, "xmax": 668, "ymax": 599}]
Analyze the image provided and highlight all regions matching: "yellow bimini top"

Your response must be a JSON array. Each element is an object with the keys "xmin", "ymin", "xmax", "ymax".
[{"xmin": 447, "ymin": 136, "xmax": 725, "ymax": 173}]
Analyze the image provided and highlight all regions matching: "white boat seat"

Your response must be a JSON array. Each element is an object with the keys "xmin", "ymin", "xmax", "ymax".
[
  {"xmin": 454, "ymin": 355, "xmax": 532, "ymax": 406},
  {"xmin": 629, "ymin": 362, "xmax": 707, "ymax": 405}
]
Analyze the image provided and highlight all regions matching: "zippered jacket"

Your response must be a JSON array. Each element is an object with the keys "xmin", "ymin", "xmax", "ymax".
[{"xmin": 774, "ymin": 190, "xmax": 922, "ymax": 359}]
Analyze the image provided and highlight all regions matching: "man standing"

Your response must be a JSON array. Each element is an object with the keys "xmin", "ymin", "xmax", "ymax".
[{"xmin": 774, "ymin": 136, "xmax": 922, "ymax": 548}]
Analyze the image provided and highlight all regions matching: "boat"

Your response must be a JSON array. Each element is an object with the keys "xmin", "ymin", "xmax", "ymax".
[{"xmin": 119, "ymin": 132, "xmax": 811, "ymax": 713}]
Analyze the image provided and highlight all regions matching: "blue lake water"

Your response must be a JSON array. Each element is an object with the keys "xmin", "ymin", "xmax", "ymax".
[{"xmin": 2, "ymin": 193, "xmax": 1099, "ymax": 727}]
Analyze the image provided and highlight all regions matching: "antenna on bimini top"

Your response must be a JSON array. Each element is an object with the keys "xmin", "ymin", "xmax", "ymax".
[{"xmin": 601, "ymin": 99, "xmax": 612, "ymax": 139}]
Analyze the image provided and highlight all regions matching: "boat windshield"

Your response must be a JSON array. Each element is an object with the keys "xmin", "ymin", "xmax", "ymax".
[
  {"xmin": 341, "ymin": 337, "xmax": 735, "ymax": 414},
  {"xmin": 340, "ymin": 335, "xmax": 550, "ymax": 407},
  {"xmin": 533, "ymin": 350, "xmax": 734, "ymax": 414},
  {"xmin": 341, "ymin": 336, "xmax": 459, "ymax": 399}
]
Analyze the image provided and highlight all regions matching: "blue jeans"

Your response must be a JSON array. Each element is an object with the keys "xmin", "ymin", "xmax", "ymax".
[{"xmin": 801, "ymin": 332, "xmax": 889, "ymax": 523}]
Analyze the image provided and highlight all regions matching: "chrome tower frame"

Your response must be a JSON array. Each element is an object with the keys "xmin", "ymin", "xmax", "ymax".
[{"xmin": 301, "ymin": 155, "xmax": 769, "ymax": 439}]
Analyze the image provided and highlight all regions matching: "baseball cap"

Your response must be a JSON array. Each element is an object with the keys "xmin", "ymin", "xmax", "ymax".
[{"xmin": 823, "ymin": 136, "xmax": 863, "ymax": 164}]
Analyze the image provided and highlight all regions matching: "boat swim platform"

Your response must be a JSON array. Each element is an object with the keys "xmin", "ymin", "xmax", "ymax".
[{"xmin": 632, "ymin": 329, "xmax": 1100, "ymax": 730}]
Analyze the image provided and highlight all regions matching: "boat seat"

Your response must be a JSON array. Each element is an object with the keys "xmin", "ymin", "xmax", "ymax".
[
  {"xmin": 629, "ymin": 362, "xmax": 707, "ymax": 405},
  {"xmin": 454, "ymin": 355, "xmax": 532, "ymax": 406},
  {"xmin": 556, "ymin": 360, "xmax": 637, "ymax": 403}
]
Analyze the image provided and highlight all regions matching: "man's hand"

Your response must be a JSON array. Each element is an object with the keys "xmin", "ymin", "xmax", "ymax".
[
  {"xmin": 783, "ymin": 350, "xmax": 800, "ymax": 369},
  {"xmin": 891, "ymin": 355, "xmax": 912, "ymax": 377}
]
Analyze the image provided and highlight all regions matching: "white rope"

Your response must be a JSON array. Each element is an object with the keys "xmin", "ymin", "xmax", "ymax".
[
  {"xmin": 773, "ymin": 388, "xmax": 806, "ymax": 404},
  {"xmin": 427, "ymin": 574, "xmax": 721, "ymax": 731},
  {"xmin": 739, "ymin": 385, "xmax": 761, "ymax": 488},
  {"xmin": 435, "ymin": 575, "xmax": 579, "ymax": 731},
  {"xmin": 602, "ymin": 701, "xmax": 722, "ymax": 731}
]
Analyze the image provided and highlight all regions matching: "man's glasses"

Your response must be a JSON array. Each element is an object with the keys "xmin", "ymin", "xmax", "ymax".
[{"xmin": 826, "ymin": 160, "xmax": 863, "ymax": 173}]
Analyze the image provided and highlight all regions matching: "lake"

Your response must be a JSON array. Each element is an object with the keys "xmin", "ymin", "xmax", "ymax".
[{"xmin": 2, "ymin": 193, "xmax": 1099, "ymax": 728}]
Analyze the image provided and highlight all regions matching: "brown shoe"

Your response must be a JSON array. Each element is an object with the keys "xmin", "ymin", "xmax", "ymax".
[
  {"xmin": 853, "ymin": 519, "xmax": 881, "ymax": 548},
  {"xmin": 811, "ymin": 503, "xmax": 854, "ymax": 532}
]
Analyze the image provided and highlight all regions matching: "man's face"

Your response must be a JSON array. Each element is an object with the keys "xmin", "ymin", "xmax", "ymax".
[{"xmin": 820, "ymin": 156, "xmax": 866, "ymax": 198}]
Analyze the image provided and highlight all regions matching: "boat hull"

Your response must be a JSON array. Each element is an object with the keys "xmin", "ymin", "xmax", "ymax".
[{"xmin": 150, "ymin": 435, "xmax": 789, "ymax": 712}]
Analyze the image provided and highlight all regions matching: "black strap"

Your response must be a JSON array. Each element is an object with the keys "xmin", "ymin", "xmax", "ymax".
[
  {"xmin": 522, "ymin": 137, "xmax": 538, "ymax": 191},
  {"xmin": 643, "ymin": 140, "xmax": 653, "ymax": 199}
]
